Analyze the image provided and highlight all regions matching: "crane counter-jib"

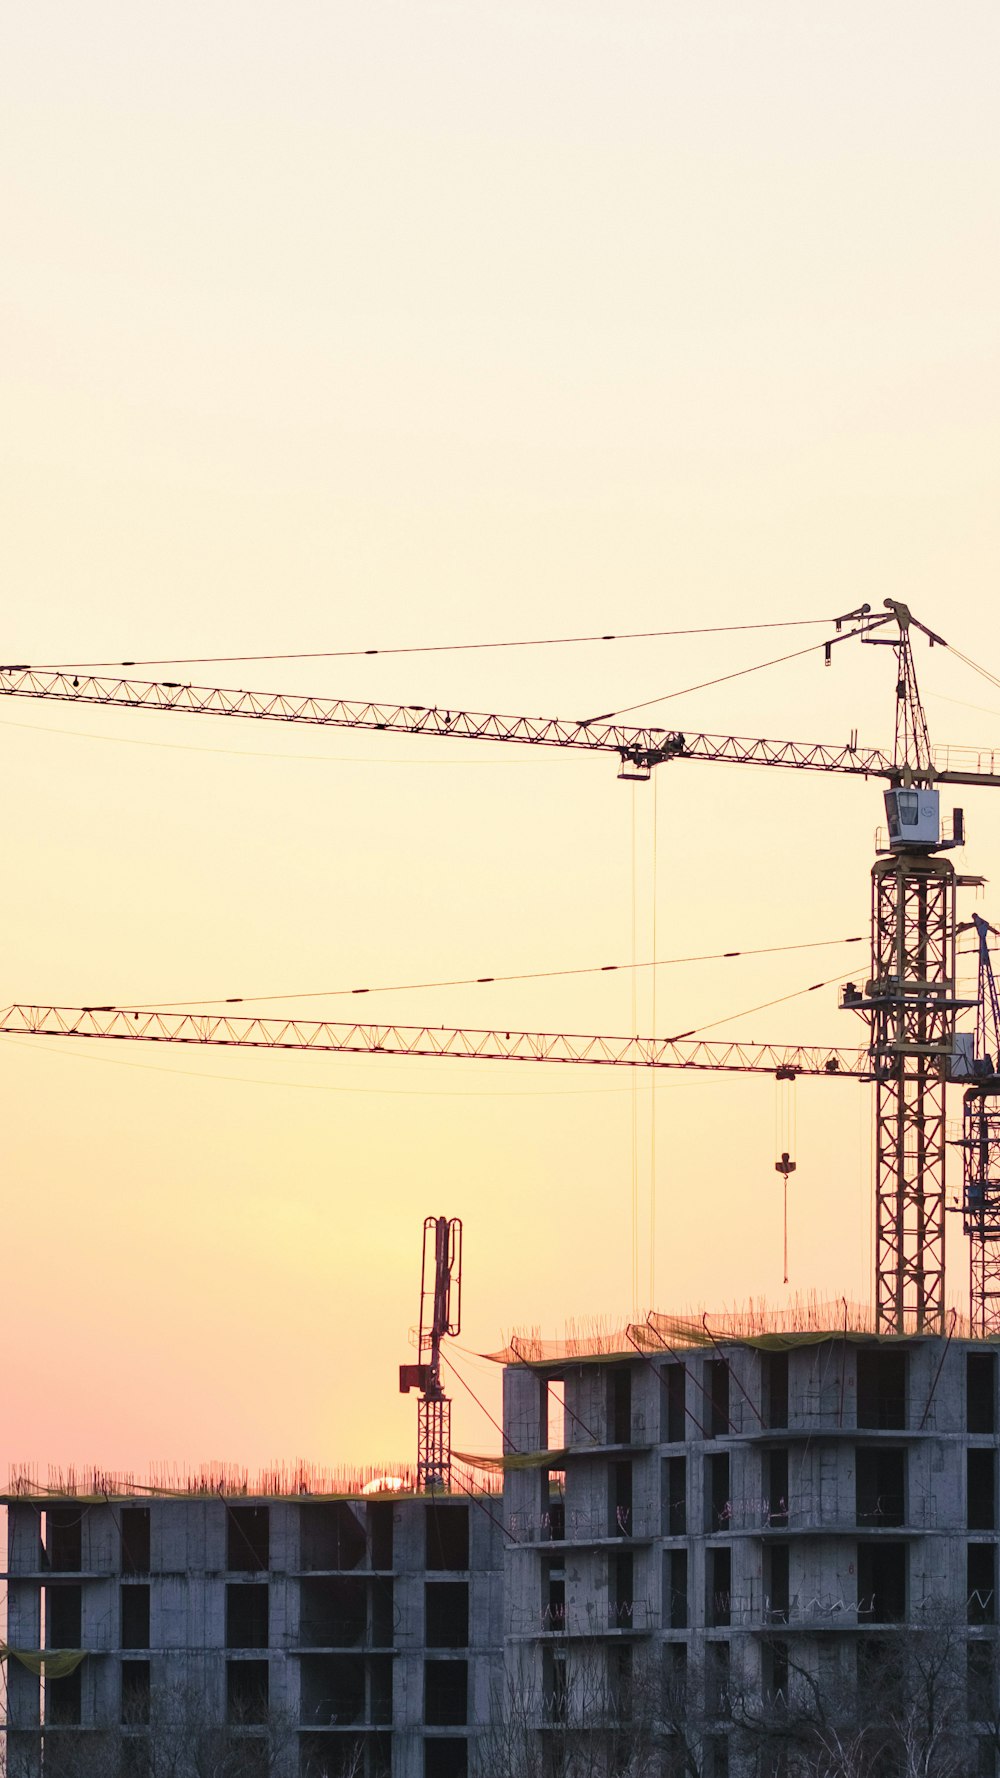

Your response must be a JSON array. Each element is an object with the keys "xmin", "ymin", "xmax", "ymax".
[{"xmin": 0, "ymin": 1004, "xmax": 870, "ymax": 1076}]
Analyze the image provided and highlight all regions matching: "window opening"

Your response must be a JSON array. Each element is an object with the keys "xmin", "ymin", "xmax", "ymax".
[
  {"xmin": 668, "ymin": 1549, "xmax": 688, "ymax": 1630},
  {"xmin": 425, "ymin": 1505, "xmax": 469, "ymax": 1571},
  {"xmin": 368, "ymin": 1501, "xmax": 393, "ymax": 1570},
  {"xmin": 424, "ymin": 1658, "xmax": 468, "ymax": 1727},
  {"xmin": 609, "ymin": 1461, "xmax": 632, "ymax": 1537},
  {"xmin": 665, "ymin": 1455, "xmax": 686, "ymax": 1535},
  {"xmin": 767, "ymin": 1546, "xmax": 789, "ymax": 1625},
  {"xmin": 121, "ymin": 1659, "xmax": 150, "ymax": 1727},
  {"xmin": 968, "ymin": 1353, "xmax": 996, "ymax": 1434},
  {"xmin": 120, "ymin": 1508, "xmax": 150, "ymax": 1576},
  {"xmin": 857, "ymin": 1349, "xmax": 907, "ymax": 1429},
  {"xmin": 300, "ymin": 1502, "xmax": 366, "ymax": 1571},
  {"xmin": 424, "ymin": 1738, "xmax": 468, "ymax": 1778},
  {"xmin": 768, "ymin": 1449, "xmax": 788, "ymax": 1526},
  {"xmin": 226, "ymin": 1659, "xmax": 269, "ymax": 1726},
  {"xmin": 227, "ymin": 1505, "xmax": 269, "ymax": 1573},
  {"xmin": 969, "ymin": 1543, "xmax": 997, "ymax": 1626},
  {"xmin": 425, "ymin": 1582, "xmax": 469, "ymax": 1648},
  {"xmin": 225, "ymin": 1582, "xmax": 269, "ymax": 1650},
  {"xmin": 856, "ymin": 1448, "xmax": 905, "ymax": 1526},
  {"xmin": 857, "ymin": 1543, "xmax": 906, "ymax": 1623},
  {"xmin": 543, "ymin": 1378, "xmax": 566, "ymax": 1450},
  {"xmin": 969, "ymin": 1449, "xmax": 996, "ymax": 1531},
  {"xmin": 708, "ymin": 1548, "xmax": 731, "ymax": 1628},
  {"xmin": 121, "ymin": 1584, "xmax": 150, "ymax": 1650},
  {"xmin": 45, "ymin": 1510, "xmax": 82, "ymax": 1573},
  {"xmin": 708, "ymin": 1361, "xmax": 730, "ymax": 1435},
  {"xmin": 664, "ymin": 1363, "xmax": 686, "ymax": 1442},
  {"xmin": 609, "ymin": 1366, "xmax": 632, "ymax": 1443},
  {"xmin": 767, "ymin": 1352, "xmax": 788, "ymax": 1430},
  {"xmin": 708, "ymin": 1453, "xmax": 730, "ymax": 1532},
  {"xmin": 46, "ymin": 1583, "xmax": 82, "ymax": 1648}
]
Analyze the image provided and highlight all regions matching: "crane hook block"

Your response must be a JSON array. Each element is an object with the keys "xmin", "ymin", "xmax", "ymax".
[{"xmin": 775, "ymin": 1153, "xmax": 797, "ymax": 1177}]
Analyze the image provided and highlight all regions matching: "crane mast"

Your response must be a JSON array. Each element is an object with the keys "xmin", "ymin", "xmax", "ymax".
[
  {"xmin": 960, "ymin": 916, "xmax": 1000, "ymax": 1336},
  {"xmin": 399, "ymin": 1217, "xmax": 462, "ymax": 1490}
]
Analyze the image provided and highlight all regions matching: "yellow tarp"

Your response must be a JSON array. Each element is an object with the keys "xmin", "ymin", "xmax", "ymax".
[
  {"xmin": 453, "ymin": 1449, "xmax": 568, "ymax": 1473},
  {"xmin": 0, "ymin": 1647, "xmax": 87, "ymax": 1678}
]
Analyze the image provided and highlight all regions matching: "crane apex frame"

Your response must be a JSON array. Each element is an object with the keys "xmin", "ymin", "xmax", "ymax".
[{"xmin": 399, "ymin": 1216, "xmax": 462, "ymax": 1491}]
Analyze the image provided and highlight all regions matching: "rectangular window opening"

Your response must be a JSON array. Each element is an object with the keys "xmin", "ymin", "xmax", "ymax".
[
  {"xmin": 664, "ymin": 1363, "xmax": 686, "ymax": 1442},
  {"xmin": 708, "ymin": 1361, "xmax": 730, "ymax": 1436},
  {"xmin": 226, "ymin": 1658, "xmax": 269, "ymax": 1727},
  {"xmin": 767, "ymin": 1545, "xmax": 789, "ymax": 1625},
  {"xmin": 857, "ymin": 1542, "xmax": 906, "ymax": 1623},
  {"xmin": 46, "ymin": 1665, "xmax": 82, "ymax": 1727},
  {"xmin": 609, "ymin": 1460, "xmax": 632, "ymax": 1537},
  {"xmin": 120, "ymin": 1508, "xmax": 150, "ymax": 1576},
  {"xmin": 856, "ymin": 1447, "xmax": 906, "ymax": 1526},
  {"xmin": 425, "ymin": 1581, "xmax": 469, "ymax": 1649},
  {"xmin": 46, "ymin": 1583, "xmax": 82, "ymax": 1649},
  {"xmin": 767, "ymin": 1352, "xmax": 788, "ymax": 1430},
  {"xmin": 708, "ymin": 1453, "xmax": 731, "ymax": 1532},
  {"xmin": 968, "ymin": 1353, "xmax": 996, "ymax": 1434},
  {"xmin": 543, "ymin": 1378, "xmax": 565, "ymax": 1451},
  {"xmin": 424, "ymin": 1658, "xmax": 468, "ymax": 1727},
  {"xmin": 665, "ymin": 1455, "xmax": 686, "ymax": 1535},
  {"xmin": 121, "ymin": 1659, "xmax": 151, "ymax": 1727},
  {"xmin": 121, "ymin": 1583, "xmax": 150, "ymax": 1651},
  {"xmin": 300, "ymin": 1502, "xmax": 367, "ymax": 1572},
  {"xmin": 969, "ymin": 1641, "xmax": 994, "ymax": 1721},
  {"xmin": 368, "ymin": 1502, "xmax": 394, "ymax": 1570},
  {"xmin": 668, "ymin": 1548, "xmax": 688, "ymax": 1630},
  {"xmin": 225, "ymin": 1582, "xmax": 269, "ymax": 1650},
  {"xmin": 425, "ymin": 1505, "xmax": 469, "ymax": 1571},
  {"xmin": 708, "ymin": 1547, "xmax": 732, "ymax": 1628},
  {"xmin": 608, "ymin": 1366, "xmax": 632, "ymax": 1444},
  {"xmin": 857, "ymin": 1349, "xmax": 907, "ymax": 1429},
  {"xmin": 768, "ymin": 1449, "xmax": 789, "ymax": 1527},
  {"xmin": 969, "ymin": 1543, "xmax": 997, "ymax": 1626},
  {"xmin": 45, "ymin": 1510, "xmax": 82, "ymax": 1573},
  {"xmin": 969, "ymin": 1448, "xmax": 996, "ymax": 1531},
  {"xmin": 227, "ymin": 1505, "xmax": 269, "ymax": 1573},
  {"xmin": 423, "ymin": 1739, "xmax": 468, "ymax": 1778}
]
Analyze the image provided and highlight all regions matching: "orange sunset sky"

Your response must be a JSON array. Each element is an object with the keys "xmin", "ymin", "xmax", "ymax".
[{"xmin": 3, "ymin": 2, "xmax": 999, "ymax": 1477}]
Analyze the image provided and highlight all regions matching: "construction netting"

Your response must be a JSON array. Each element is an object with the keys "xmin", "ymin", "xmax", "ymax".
[
  {"xmin": 0, "ymin": 1647, "xmax": 87, "ymax": 1678},
  {"xmin": 488, "ymin": 1298, "xmax": 980, "ymax": 1366}
]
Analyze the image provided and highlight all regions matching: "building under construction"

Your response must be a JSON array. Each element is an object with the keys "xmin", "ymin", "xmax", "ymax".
[{"xmin": 4, "ymin": 1308, "xmax": 1000, "ymax": 1777}]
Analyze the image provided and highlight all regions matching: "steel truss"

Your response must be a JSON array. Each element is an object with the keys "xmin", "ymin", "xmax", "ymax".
[
  {"xmin": 0, "ymin": 1003, "xmax": 867, "ymax": 1077},
  {"xmin": 963, "ymin": 1092, "xmax": 1000, "ymax": 1337},
  {"xmin": 869, "ymin": 854, "xmax": 957, "ymax": 1333},
  {"xmin": 0, "ymin": 664, "xmax": 897, "ymax": 776}
]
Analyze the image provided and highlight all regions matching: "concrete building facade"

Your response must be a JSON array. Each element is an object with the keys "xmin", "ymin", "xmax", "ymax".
[
  {"xmin": 2, "ymin": 1489, "xmax": 503, "ymax": 1778},
  {"xmin": 502, "ymin": 1328, "xmax": 1000, "ymax": 1775},
  {"xmin": 3, "ymin": 1329, "xmax": 999, "ymax": 1776}
]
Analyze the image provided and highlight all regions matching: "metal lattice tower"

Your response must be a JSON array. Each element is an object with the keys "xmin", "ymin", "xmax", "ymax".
[
  {"xmin": 868, "ymin": 853, "xmax": 957, "ymax": 1332},
  {"xmin": 961, "ymin": 915, "xmax": 1000, "ymax": 1336},
  {"xmin": 399, "ymin": 1216, "xmax": 462, "ymax": 1491}
]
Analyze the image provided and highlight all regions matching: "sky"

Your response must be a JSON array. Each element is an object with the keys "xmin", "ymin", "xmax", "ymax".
[{"xmin": 1, "ymin": 1, "xmax": 999, "ymax": 1477}]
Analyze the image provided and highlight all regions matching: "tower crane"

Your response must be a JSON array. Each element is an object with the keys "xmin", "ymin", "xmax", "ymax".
[
  {"xmin": 399, "ymin": 1216, "xmax": 463, "ymax": 1490},
  {"xmin": 957, "ymin": 915, "xmax": 1000, "ymax": 1337},
  {"xmin": 4, "ymin": 600, "xmax": 1000, "ymax": 1333}
]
